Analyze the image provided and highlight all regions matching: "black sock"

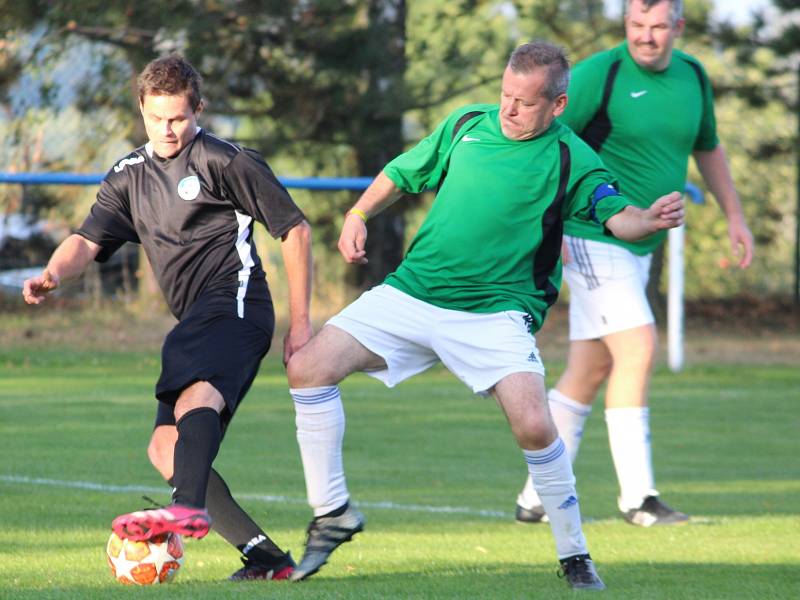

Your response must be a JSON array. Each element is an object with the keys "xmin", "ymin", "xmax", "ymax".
[
  {"xmin": 172, "ymin": 407, "xmax": 222, "ymax": 508},
  {"xmin": 319, "ymin": 501, "xmax": 349, "ymax": 519},
  {"xmin": 206, "ymin": 468, "xmax": 287, "ymax": 566}
]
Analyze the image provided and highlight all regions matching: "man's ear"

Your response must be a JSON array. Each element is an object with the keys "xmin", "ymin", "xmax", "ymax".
[
  {"xmin": 553, "ymin": 93, "xmax": 568, "ymax": 118},
  {"xmin": 674, "ymin": 17, "xmax": 685, "ymax": 37}
]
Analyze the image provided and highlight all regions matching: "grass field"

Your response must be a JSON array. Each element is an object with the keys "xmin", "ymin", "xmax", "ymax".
[{"xmin": 1, "ymin": 345, "xmax": 799, "ymax": 599}]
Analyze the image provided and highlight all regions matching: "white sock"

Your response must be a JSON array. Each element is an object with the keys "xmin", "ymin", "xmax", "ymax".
[
  {"xmin": 605, "ymin": 406, "xmax": 658, "ymax": 511},
  {"xmin": 291, "ymin": 386, "xmax": 349, "ymax": 516},
  {"xmin": 523, "ymin": 438, "xmax": 588, "ymax": 559},
  {"xmin": 517, "ymin": 389, "xmax": 592, "ymax": 510}
]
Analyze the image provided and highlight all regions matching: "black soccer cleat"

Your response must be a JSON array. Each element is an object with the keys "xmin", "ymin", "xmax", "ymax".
[
  {"xmin": 290, "ymin": 505, "xmax": 365, "ymax": 581},
  {"xmin": 515, "ymin": 503, "xmax": 549, "ymax": 524},
  {"xmin": 622, "ymin": 495, "xmax": 689, "ymax": 527},
  {"xmin": 228, "ymin": 552, "xmax": 296, "ymax": 581},
  {"xmin": 558, "ymin": 553, "xmax": 606, "ymax": 590}
]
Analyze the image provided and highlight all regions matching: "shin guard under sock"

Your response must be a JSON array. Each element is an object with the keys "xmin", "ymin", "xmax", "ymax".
[{"xmin": 172, "ymin": 407, "xmax": 222, "ymax": 508}]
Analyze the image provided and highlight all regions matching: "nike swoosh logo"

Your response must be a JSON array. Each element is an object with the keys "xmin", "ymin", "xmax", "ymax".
[
  {"xmin": 461, "ymin": 135, "xmax": 480, "ymax": 142},
  {"xmin": 630, "ymin": 90, "xmax": 648, "ymax": 98}
]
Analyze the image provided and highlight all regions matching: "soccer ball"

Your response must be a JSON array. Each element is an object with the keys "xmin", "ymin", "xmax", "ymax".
[{"xmin": 106, "ymin": 531, "xmax": 184, "ymax": 585}]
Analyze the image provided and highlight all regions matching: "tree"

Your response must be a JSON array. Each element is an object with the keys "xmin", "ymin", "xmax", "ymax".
[{"xmin": 2, "ymin": 0, "xmax": 793, "ymax": 308}]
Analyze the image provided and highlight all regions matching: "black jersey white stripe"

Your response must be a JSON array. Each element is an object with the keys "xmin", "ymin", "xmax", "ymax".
[{"xmin": 78, "ymin": 129, "xmax": 305, "ymax": 320}]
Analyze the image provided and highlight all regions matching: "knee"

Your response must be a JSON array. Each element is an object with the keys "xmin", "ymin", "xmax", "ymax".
[
  {"xmin": 585, "ymin": 355, "xmax": 613, "ymax": 388},
  {"xmin": 287, "ymin": 347, "xmax": 337, "ymax": 389},
  {"xmin": 511, "ymin": 409, "xmax": 558, "ymax": 450},
  {"xmin": 612, "ymin": 339, "xmax": 656, "ymax": 374},
  {"xmin": 561, "ymin": 350, "xmax": 613, "ymax": 394},
  {"xmin": 286, "ymin": 351, "xmax": 311, "ymax": 388}
]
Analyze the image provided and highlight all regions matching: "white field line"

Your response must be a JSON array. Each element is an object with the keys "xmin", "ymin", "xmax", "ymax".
[{"xmin": 0, "ymin": 474, "xmax": 510, "ymax": 519}]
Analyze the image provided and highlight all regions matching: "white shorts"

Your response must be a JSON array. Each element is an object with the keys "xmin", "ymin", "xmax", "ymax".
[
  {"xmin": 327, "ymin": 284, "xmax": 545, "ymax": 394},
  {"xmin": 564, "ymin": 236, "xmax": 655, "ymax": 341}
]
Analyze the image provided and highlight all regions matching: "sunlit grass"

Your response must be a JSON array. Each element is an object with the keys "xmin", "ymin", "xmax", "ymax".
[{"xmin": 1, "ymin": 350, "xmax": 798, "ymax": 598}]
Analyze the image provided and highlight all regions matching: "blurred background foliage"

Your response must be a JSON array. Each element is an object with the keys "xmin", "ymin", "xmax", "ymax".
[{"xmin": 0, "ymin": 0, "xmax": 797, "ymax": 316}]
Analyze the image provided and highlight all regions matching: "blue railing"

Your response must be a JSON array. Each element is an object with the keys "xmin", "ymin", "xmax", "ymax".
[
  {"xmin": 0, "ymin": 172, "xmax": 374, "ymax": 191},
  {"xmin": 0, "ymin": 172, "xmax": 705, "ymax": 200}
]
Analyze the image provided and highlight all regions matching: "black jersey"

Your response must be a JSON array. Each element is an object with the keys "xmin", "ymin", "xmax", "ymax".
[{"xmin": 77, "ymin": 129, "xmax": 305, "ymax": 319}]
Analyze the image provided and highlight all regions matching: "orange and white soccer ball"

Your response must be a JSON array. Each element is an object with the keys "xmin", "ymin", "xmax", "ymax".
[{"xmin": 106, "ymin": 531, "xmax": 184, "ymax": 585}]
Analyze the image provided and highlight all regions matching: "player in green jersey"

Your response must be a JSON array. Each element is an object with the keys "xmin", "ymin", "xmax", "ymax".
[
  {"xmin": 283, "ymin": 41, "xmax": 685, "ymax": 591},
  {"xmin": 514, "ymin": 0, "xmax": 754, "ymax": 528}
]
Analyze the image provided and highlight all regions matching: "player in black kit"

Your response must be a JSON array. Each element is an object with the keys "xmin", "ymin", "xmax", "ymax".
[{"xmin": 23, "ymin": 55, "xmax": 312, "ymax": 582}]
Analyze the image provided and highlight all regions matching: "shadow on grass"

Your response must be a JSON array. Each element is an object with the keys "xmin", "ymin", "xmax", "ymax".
[{"xmin": 4, "ymin": 561, "xmax": 799, "ymax": 599}]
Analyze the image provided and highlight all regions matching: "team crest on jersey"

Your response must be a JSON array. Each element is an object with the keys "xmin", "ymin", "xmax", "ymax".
[{"xmin": 178, "ymin": 175, "xmax": 201, "ymax": 200}]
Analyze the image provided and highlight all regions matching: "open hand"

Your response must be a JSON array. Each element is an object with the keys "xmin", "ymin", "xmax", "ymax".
[{"xmin": 22, "ymin": 269, "xmax": 60, "ymax": 305}]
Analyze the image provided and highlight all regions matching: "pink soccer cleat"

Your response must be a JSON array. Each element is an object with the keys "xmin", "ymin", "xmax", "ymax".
[{"xmin": 112, "ymin": 504, "xmax": 211, "ymax": 541}]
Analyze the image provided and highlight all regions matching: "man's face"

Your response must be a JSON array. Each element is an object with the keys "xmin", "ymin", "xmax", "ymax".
[
  {"xmin": 140, "ymin": 93, "xmax": 201, "ymax": 158},
  {"xmin": 625, "ymin": 0, "xmax": 684, "ymax": 72},
  {"xmin": 499, "ymin": 66, "xmax": 567, "ymax": 141}
]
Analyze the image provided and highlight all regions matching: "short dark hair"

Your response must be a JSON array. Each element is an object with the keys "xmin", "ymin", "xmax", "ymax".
[
  {"xmin": 137, "ymin": 55, "xmax": 203, "ymax": 111},
  {"xmin": 507, "ymin": 41, "xmax": 570, "ymax": 101},
  {"xmin": 626, "ymin": 0, "xmax": 683, "ymax": 26}
]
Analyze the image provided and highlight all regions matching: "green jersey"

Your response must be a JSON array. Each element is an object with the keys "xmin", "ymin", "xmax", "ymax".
[
  {"xmin": 560, "ymin": 43, "xmax": 719, "ymax": 255},
  {"xmin": 383, "ymin": 104, "xmax": 631, "ymax": 332}
]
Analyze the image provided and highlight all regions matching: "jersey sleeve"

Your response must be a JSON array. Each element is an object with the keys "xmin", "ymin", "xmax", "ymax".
[
  {"xmin": 384, "ymin": 104, "xmax": 492, "ymax": 193},
  {"xmin": 558, "ymin": 54, "xmax": 608, "ymax": 134},
  {"xmin": 564, "ymin": 140, "xmax": 631, "ymax": 226},
  {"xmin": 76, "ymin": 174, "xmax": 140, "ymax": 263},
  {"xmin": 692, "ymin": 60, "xmax": 719, "ymax": 151},
  {"xmin": 221, "ymin": 149, "xmax": 306, "ymax": 239}
]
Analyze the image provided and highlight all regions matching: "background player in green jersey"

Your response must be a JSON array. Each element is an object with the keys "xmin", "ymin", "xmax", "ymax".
[
  {"xmin": 284, "ymin": 41, "xmax": 686, "ymax": 591},
  {"xmin": 515, "ymin": 0, "xmax": 754, "ymax": 528}
]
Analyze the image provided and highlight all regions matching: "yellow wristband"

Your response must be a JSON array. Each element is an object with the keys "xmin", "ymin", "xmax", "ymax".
[{"xmin": 347, "ymin": 208, "xmax": 368, "ymax": 223}]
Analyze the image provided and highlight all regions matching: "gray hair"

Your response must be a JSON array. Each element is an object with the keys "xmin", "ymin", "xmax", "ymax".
[
  {"xmin": 625, "ymin": 0, "xmax": 684, "ymax": 27},
  {"xmin": 507, "ymin": 41, "xmax": 570, "ymax": 101}
]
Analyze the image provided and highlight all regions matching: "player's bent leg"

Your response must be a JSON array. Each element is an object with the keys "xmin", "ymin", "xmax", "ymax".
[
  {"xmin": 203, "ymin": 470, "xmax": 297, "ymax": 581},
  {"xmin": 603, "ymin": 325, "xmax": 688, "ymax": 525},
  {"xmin": 146, "ymin": 420, "xmax": 292, "ymax": 578},
  {"xmin": 114, "ymin": 382, "xmax": 224, "ymax": 541},
  {"xmin": 493, "ymin": 373, "xmax": 605, "ymax": 590},
  {"xmin": 516, "ymin": 340, "xmax": 611, "ymax": 522},
  {"xmin": 287, "ymin": 324, "xmax": 386, "ymax": 388},
  {"xmin": 287, "ymin": 326, "xmax": 380, "ymax": 582}
]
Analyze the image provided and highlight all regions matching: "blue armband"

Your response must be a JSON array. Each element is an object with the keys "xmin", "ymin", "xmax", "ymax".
[{"xmin": 590, "ymin": 183, "xmax": 620, "ymax": 223}]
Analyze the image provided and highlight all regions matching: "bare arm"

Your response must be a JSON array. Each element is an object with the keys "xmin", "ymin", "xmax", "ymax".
[
  {"xmin": 605, "ymin": 192, "xmax": 684, "ymax": 242},
  {"xmin": 693, "ymin": 145, "xmax": 754, "ymax": 268},
  {"xmin": 337, "ymin": 171, "xmax": 404, "ymax": 265},
  {"xmin": 280, "ymin": 219, "xmax": 314, "ymax": 364},
  {"xmin": 22, "ymin": 234, "xmax": 102, "ymax": 304}
]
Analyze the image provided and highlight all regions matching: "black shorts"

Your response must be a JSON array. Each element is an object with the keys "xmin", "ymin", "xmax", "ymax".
[{"xmin": 154, "ymin": 284, "xmax": 274, "ymax": 428}]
